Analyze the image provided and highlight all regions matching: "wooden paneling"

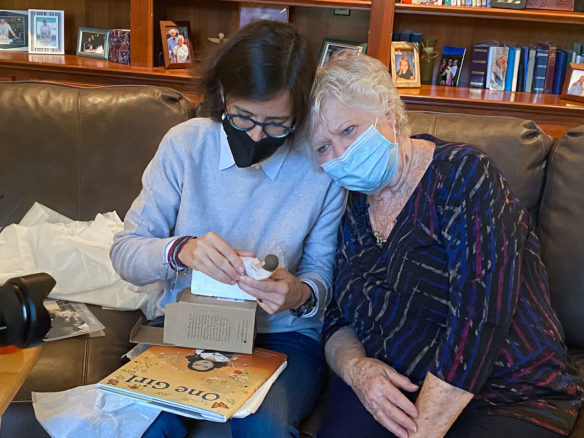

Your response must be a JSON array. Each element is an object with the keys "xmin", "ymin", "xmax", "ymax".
[
  {"xmin": 130, "ymin": 0, "xmax": 155, "ymax": 66},
  {"xmin": 368, "ymin": 0, "xmax": 394, "ymax": 66}
]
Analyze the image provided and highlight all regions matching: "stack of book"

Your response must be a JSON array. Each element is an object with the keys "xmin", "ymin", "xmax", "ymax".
[{"xmin": 468, "ymin": 41, "xmax": 583, "ymax": 94}]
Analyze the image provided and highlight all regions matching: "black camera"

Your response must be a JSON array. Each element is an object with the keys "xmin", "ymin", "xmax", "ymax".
[{"xmin": 0, "ymin": 273, "xmax": 55, "ymax": 348}]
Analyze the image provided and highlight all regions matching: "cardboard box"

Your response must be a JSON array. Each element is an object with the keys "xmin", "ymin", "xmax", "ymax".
[{"xmin": 130, "ymin": 289, "xmax": 257, "ymax": 354}]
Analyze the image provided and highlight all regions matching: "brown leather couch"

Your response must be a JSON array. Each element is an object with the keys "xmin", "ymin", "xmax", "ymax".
[{"xmin": 0, "ymin": 82, "xmax": 582, "ymax": 437}]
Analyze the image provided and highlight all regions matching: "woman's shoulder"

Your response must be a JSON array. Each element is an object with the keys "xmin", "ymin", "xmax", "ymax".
[{"xmin": 159, "ymin": 117, "xmax": 221, "ymax": 154}]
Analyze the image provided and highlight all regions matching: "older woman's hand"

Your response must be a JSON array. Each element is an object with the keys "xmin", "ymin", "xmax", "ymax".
[
  {"xmin": 348, "ymin": 357, "xmax": 419, "ymax": 438},
  {"xmin": 178, "ymin": 232, "xmax": 255, "ymax": 284},
  {"xmin": 237, "ymin": 268, "xmax": 311, "ymax": 314}
]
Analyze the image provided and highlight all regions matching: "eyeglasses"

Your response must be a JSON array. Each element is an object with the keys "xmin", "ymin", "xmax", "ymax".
[{"xmin": 223, "ymin": 112, "xmax": 295, "ymax": 139}]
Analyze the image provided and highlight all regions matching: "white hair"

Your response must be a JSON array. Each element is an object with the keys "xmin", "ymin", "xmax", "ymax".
[{"xmin": 308, "ymin": 50, "xmax": 410, "ymax": 139}]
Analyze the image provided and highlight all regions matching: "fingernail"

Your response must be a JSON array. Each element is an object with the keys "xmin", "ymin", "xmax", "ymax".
[{"xmin": 238, "ymin": 266, "xmax": 245, "ymax": 274}]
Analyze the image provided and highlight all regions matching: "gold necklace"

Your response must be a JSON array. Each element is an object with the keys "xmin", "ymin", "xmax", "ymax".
[{"xmin": 373, "ymin": 230, "xmax": 387, "ymax": 246}]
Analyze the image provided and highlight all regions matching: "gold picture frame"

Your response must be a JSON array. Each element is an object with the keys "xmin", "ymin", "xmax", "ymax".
[{"xmin": 391, "ymin": 41, "xmax": 421, "ymax": 88}]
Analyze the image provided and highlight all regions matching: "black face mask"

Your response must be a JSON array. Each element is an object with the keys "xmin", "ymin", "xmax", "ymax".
[{"xmin": 222, "ymin": 117, "xmax": 286, "ymax": 168}]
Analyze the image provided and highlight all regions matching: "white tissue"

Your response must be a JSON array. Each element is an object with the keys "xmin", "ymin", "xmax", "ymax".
[
  {"xmin": 32, "ymin": 384, "xmax": 161, "ymax": 438},
  {"xmin": 0, "ymin": 202, "xmax": 160, "ymax": 318},
  {"xmin": 190, "ymin": 257, "xmax": 273, "ymax": 301}
]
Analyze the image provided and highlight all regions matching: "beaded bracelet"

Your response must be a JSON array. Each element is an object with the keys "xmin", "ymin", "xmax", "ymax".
[{"xmin": 167, "ymin": 235, "xmax": 195, "ymax": 272}]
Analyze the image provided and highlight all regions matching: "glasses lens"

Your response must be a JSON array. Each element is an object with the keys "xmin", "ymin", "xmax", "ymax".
[
  {"xmin": 264, "ymin": 124, "xmax": 290, "ymax": 138},
  {"xmin": 229, "ymin": 116, "xmax": 254, "ymax": 130}
]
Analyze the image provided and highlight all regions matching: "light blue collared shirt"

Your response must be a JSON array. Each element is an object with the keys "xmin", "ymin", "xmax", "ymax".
[{"xmin": 111, "ymin": 118, "xmax": 344, "ymax": 340}]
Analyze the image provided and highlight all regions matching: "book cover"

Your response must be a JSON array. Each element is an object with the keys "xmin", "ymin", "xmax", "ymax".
[
  {"xmin": 489, "ymin": 46, "xmax": 509, "ymax": 91},
  {"xmin": 504, "ymin": 47, "xmax": 516, "ymax": 91},
  {"xmin": 469, "ymin": 44, "xmax": 490, "ymax": 88},
  {"xmin": 552, "ymin": 49, "xmax": 567, "ymax": 94},
  {"xmin": 97, "ymin": 345, "xmax": 287, "ymax": 422},
  {"xmin": 532, "ymin": 47, "xmax": 549, "ymax": 94},
  {"xmin": 436, "ymin": 46, "xmax": 466, "ymax": 86},
  {"xmin": 108, "ymin": 29, "xmax": 130, "ymax": 65}
]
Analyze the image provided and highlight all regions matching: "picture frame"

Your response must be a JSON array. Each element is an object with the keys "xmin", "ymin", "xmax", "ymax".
[
  {"xmin": 28, "ymin": 9, "xmax": 64, "ymax": 55},
  {"xmin": 318, "ymin": 38, "xmax": 368, "ymax": 67},
  {"xmin": 0, "ymin": 10, "xmax": 28, "ymax": 51},
  {"xmin": 239, "ymin": 4, "xmax": 289, "ymax": 28},
  {"xmin": 160, "ymin": 20, "xmax": 194, "ymax": 69},
  {"xmin": 76, "ymin": 27, "xmax": 109, "ymax": 60},
  {"xmin": 561, "ymin": 63, "xmax": 584, "ymax": 103},
  {"xmin": 491, "ymin": 0, "xmax": 527, "ymax": 9},
  {"xmin": 391, "ymin": 41, "xmax": 421, "ymax": 88},
  {"xmin": 435, "ymin": 46, "xmax": 466, "ymax": 86}
]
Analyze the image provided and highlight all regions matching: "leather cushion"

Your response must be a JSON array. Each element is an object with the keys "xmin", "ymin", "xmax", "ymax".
[
  {"xmin": 0, "ymin": 82, "xmax": 196, "ymax": 223},
  {"xmin": 408, "ymin": 112, "xmax": 552, "ymax": 220},
  {"xmin": 539, "ymin": 126, "xmax": 584, "ymax": 350}
]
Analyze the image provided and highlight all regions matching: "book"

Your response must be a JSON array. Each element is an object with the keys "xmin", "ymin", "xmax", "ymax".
[
  {"xmin": 511, "ymin": 48, "xmax": 521, "ymax": 92},
  {"xmin": 516, "ymin": 47, "xmax": 526, "ymax": 92},
  {"xmin": 469, "ymin": 44, "xmax": 490, "ymax": 88},
  {"xmin": 538, "ymin": 42, "xmax": 557, "ymax": 94},
  {"xmin": 504, "ymin": 47, "xmax": 516, "ymax": 91},
  {"xmin": 525, "ymin": 47, "xmax": 537, "ymax": 92},
  {"xmin": 436, "ymin": 46, "xmax": 466, "ymax": 86},
  {"xmin": 97, "ymin": 345, "xmax": 287, "ymax": 422},
  {"xmin": 552, "ymin": 49, "xmax": 568, "ymax": 94},
  {"xmin": 489, "ymin": 46, "xmax": 509, "ymax": 91},
  {"xmin": 532, "ymin": 47, "xmax": 549, "ymax": 94},
  {"xmin": 43, "ymin": 299, "xmax": 105, "ymax": 341}
]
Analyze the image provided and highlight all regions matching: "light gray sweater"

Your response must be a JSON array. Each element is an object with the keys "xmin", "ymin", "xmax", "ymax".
[{"xmin": 110, "ymin": 118, "xmax": 344, "ymax": 340}]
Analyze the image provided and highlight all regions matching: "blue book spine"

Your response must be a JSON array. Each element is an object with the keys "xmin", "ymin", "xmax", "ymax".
[
  {"xmin": 504, "ymin": 47, "xmax": 516, "ymax": 91},
  {"xmin": 552, "ymin": 50, "xmax": 567, "ymax": 95},
  {"xmin": 532, "ymin": 48, "xmax": 548, "ymax": 94}
]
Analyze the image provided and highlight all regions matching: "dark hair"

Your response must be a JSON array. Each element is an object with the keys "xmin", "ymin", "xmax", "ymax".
[{"xmin": 197, "ymin": 21, "xmax": 311, "ymax": 133}]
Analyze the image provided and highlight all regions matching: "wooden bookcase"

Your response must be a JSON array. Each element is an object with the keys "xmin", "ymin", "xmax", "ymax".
[{"xmin": 0, "ymin": 0, "xmax": 582, "ymax": 135}]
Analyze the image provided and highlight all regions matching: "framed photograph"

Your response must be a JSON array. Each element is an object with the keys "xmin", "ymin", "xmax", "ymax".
[
  {"xmin": 160, "ymin": 21, "xmax": 194, "ymax": 69},
  {"xmin": 28, "ymin": 9, "xmax": 64, "ymax": 55},
  {"xmin": 239, "ymin": 4, "xmax": 289, "ymax": 28},
  {"xmin": 491, "ymin": 0, "xmax": 526, "ymax": 9},
  {"xmin": 561, "ymin": 63, "xmax": 584, "ymax": 103},
  {"xmin": 391, "ymin": 41, "xmax": 421, "ymax": 88},
  {"xmin": 436, "ymin": 46, "xmax": 466, "ymax": 86},
  {"xmin": 76, "ymin": 27, "xmax": 109, "ymax": 59},
  {"xmin": 318, "ymin": 38, "xmax": 368, "ymax": 67},
  {"xmin": 0, "ymin": 10, "xmax": 28, "ymax": 51}
]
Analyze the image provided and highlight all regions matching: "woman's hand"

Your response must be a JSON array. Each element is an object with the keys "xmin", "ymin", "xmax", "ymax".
[
  {"xmin": 347, "ymin": 357, "xmax": 419, "ymax": 438},
  {"xmin": 237, "ymin": 268, "xmax": 311, "ymax": 314},
  {"xmin": 177, "ymin": 232, "xmax": 254, "ymax": 284}
]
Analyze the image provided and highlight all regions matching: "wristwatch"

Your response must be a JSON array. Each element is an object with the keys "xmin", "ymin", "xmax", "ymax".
[{"xmin": 290, "ymin": 286, "xmax": 317, "ymax": 318}]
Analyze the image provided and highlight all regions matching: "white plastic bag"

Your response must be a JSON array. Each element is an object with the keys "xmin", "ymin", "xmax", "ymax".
[{"xmin": 0, "ymin": 203, "xmax": 160, "ymax": 318}]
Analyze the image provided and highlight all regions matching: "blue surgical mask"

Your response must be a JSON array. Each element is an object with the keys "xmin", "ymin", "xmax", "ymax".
[{"xmin": 320, "ymin": 124, "xmax": 399, "ymax": 194}]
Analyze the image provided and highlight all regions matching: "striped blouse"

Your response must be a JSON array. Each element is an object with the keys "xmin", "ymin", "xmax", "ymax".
[{"xmin": 323, "ymin": 136, "xmax": 583, "ymax": 435}]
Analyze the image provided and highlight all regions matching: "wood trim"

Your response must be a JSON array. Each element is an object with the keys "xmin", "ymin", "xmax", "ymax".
[
  {"xmin": 395, "ymin": 4, "xmax": 584, "ymax": 24},
  {"xmin": 130, "ymin": 0, "xmax": 155, "ymax": 67},
  {"xmin": 368, "ymin": 0, "xmax": 394, "ymax": 66},
  {"xmin": 220, "ymin": 0, "xmax": 371, "ymax": 9}
]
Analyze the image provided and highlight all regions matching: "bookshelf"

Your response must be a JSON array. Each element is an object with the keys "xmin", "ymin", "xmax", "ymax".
[{"xmin": 0, "ymin": 0, "xmax": 582, "ymax": 134}]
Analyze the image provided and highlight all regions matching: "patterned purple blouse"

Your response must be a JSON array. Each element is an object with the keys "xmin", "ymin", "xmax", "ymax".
[{"xmin": 323, "ymin": 136, "xmax": 583, "ymax": 435}]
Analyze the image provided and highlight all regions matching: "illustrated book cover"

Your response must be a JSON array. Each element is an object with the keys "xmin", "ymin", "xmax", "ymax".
[{"xmin": 97, "ymin": 345, "xmax": 287, "ymax": 422}]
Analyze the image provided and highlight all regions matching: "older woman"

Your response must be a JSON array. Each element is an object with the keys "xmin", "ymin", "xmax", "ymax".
[{"xmin": 309, "ymin": 51, "xmax": 583, "ymax": 438}]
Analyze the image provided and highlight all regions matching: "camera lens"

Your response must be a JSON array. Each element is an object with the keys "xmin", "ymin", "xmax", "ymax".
[{"xmin": 0, "ymin": 273, "xmax": 55, "ymax": 348}]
